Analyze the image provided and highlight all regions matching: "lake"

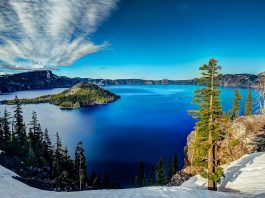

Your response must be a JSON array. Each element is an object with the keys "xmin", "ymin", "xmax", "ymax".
[{"xmin": 0, "ymin": 85, "xmax": 258, "ymax": 186}]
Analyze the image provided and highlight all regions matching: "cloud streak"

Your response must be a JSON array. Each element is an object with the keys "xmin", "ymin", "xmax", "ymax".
[{"xmin": 0, "ymin": 0, "xmax": 117, "ymax": 70}]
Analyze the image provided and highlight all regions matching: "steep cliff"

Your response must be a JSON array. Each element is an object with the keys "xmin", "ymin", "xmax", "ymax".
[{"xmin": 0, "ymin": 70, "xmax": 264, "ymax": 93}]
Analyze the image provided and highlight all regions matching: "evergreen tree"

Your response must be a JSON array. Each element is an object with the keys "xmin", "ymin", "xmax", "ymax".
[
  {"xmin": 0, "ymin": 112, "xmax": 3, "ymax": 150},
  {"xmin": 53, "ymin": 132, "xmax": 64, "ymax": 177},
  {"xmin": 2, "ymin": 109, "xmax": 11, "ymax": 150},
  {"xmin": 102, "ymin": 173, "xmax": 111, "ymax": 189},
  {"xmin": 189, "ymin": 58, "xmax": 223, "ymax": 190},
  {"xmin": 149, "ymin": 163, "xmax": 156, "ymax": 185},
  {"xmin": 156, "ymin": 157, "xmax": 165, "ymax": 185},
  {"xmin": 167, "ymin": 157, "xmax": 174, "ymax": 182},
  {"xmin": 231, "ymin": 90, "xmax": 241, "ymax": 120},
  {"xmin": 43, "ymin": 128, "xmax": 54, "ymax": 168},
  {"xmin": 137, "ymin": 160, "xmax": 146, "ymax": 186},
  {"xmin": 13, "ymin": 96, "xmax": 28, "ymax": 157},
  {"xmin": 245, "ymin": 88, "xmax": 253, "ymax": 116},
  {"xmin": 74, "ymin": 141, "xmax": 87, "ymax": 190},
  {"xmin": 173, "ymin": 153, "xmax": 179, "ymax": 173}
]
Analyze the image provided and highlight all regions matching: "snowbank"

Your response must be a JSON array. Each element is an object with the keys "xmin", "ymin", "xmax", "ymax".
[
  {"xmin": 0, "ymin": 165, "xmax": 242, "ymax": 198},
  {"xmin": 182, "ymin": 152, "xmax": 265, "ymax": 197}
]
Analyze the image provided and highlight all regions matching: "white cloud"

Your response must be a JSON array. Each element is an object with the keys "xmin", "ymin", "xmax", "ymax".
[{"xmin": 0, "ymin": 0, "xmax": 117, "ymax": 70}]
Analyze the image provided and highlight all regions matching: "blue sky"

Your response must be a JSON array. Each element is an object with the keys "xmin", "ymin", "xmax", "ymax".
[{"xmin": 1, "ymin": 0, "xmax": 265, "ymax": 79}]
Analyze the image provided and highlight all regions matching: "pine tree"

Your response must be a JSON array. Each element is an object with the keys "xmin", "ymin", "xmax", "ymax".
[
  {"xmin": 245, "ymin": 88, "xmax": 253, "ymax": 116},
  {"xmin": 0, "ymin": 112, "xmax": 3, "ymax": 150},
  {"xmin": 149, "ymin": 163, "xmax": 156, "ymax": 185},
  {"xmin": 74, "ymin": 141, "xmax": 87, "ymax": 190},
  {"xmin": 168, "ymin": 157, "xmax": 174, "ymax": 182},
  {"xmin": 156, "ymin": 157, "xmax": 165, "ymax": 185},
  {"xmin": 189, "ymin": 58, "xmax": 223, "ymax": 191},
  {"xmin": 231, "ymin": 90, "xmax": 241, "ymax": 120},
  {"xmin": 102, "ymin": 173, "xmax": 111, "ymax": 189},
  {"xmin": 53, "ymin": 132, "xmax": 64, "ymax": 177},
  {"xmin": 43, "ymin": 128, "xmax": 54, "ymax": 168},
  {"xmin": 137, "ymin": 160, "xmax": 146, "ymax": 186},
  {"xmin": 13, "ymin": 96, "xmax": 28, "ymax": 157},
  {"xmin": 2, "ymin": 109, "xmax": 11, "ymax": 151},
  {"xmin": 173, "ymin": 153, "xmax": 179, "ymax": 173}
]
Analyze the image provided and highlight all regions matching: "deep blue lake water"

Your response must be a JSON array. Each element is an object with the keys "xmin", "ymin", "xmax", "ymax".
[{"xmin": 0, "ymin": 85, "xmax": 258, "ymax": 186}]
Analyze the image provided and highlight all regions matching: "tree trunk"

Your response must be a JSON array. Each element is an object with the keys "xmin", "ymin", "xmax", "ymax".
[{"xmin": 208, "ymin": 67, "xmax": 217, "ymax": 191}]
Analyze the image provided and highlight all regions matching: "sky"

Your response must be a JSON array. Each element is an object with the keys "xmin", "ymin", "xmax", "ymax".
[{"xmin": 0, "ymin": 0, "xmax": 265, "ymax": 79}]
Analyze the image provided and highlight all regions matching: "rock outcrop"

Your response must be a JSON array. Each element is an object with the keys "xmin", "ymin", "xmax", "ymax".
[{"xmin": 183, "ymin": 115, "xmax": 265, "ymax": 174}]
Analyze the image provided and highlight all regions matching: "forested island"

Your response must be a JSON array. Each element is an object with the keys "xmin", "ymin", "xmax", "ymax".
[{"xmin": 1, "ymin": 83, "xmax": 120, "ymax": 109}]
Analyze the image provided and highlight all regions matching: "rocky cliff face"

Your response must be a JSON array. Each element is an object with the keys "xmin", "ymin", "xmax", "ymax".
[
  {"xmin": 220, "ymin": 73, "xmax": 264, "ymax": 89},
  {"xmin": 0, "ymin": 70, "xmax": 264, "ymax": 93},
  {"xmin": 184, "ymin": 115, "xmax": 265, "ymax": 174},
  {"xmin": 0, "ymin": 70, "xmax": 90, "ymax": 92}
]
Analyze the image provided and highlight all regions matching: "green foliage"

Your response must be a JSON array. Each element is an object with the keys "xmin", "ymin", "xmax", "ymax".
[
  {"xmin": 134, "ymin": 160, "xmax": 147, "ymax": 187},
  {"xmin": 231, "ymin": 90, "xmax": 241, "ymax": 120},
  {"xmin": 245, "ymin": 88, "xmax": 253, "ymax": 116},
  {"xmin": 149, "ymin": 163, "xmax": 156, "ymax": 185},
  {"xmin": 3, "ymin": 83, "xmax": 120, "ymax": 109},
  {"xmin": 228, "ymin": 139, "xmax": 240, "ymax": 149},
  {"xmin": 189, "ymin": 58, "xmax": 224, "ymax": 189},
  {"xmin": 156, "ymin": 157, "xmax": 166, "ymax": 185},
  {"xmin": 75, "ymin": 141, "xmax": 87, "ymax": 190}
]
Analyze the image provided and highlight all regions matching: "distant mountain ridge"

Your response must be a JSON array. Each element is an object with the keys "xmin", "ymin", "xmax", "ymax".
[{"xmin": 0, "ymin": 70, "xmax": 264, "ymax": 92}]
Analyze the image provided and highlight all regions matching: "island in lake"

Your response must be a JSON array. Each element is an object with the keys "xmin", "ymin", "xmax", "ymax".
[{"xmin": 1, "ymin": 82, "xmax": 120, "ymax": 109}]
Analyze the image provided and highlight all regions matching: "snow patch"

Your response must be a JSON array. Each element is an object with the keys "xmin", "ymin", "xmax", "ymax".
[
  {"xmin": 0, "ymin": 165, "xmax": 243, "ymax": 198},
  {"xmin": 182, "ymin": 152, "xmax": 265, "ymax": 197}
]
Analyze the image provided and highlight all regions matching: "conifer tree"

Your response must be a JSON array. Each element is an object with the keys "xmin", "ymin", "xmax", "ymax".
[
  {"xmin": 43, "ymin": 128, "xmax": 54, "ymax": 167},
  {"xmin": 74, "ymin": 141, "xmax": 87, "ymax": 190},
  {"xmin": 0, "ymin": 113, "xmax": 3, "ymax": 150},
  {"xmin": 156, "ymin": 157, "xmax": 165, "ymax": 185},
  {"xmin": 13, "ymin": 96, "xmax": 28, "ymax": 157},
  {"xmin": 2, "ymin": 109, "xmax": 11, "ymax": 150},
  {"xmin": 149, "ymin": 163, "xmax": 156, "ymax": 185},
  {"xmin": 231, "ymin": 90, "xmax": 241, "ymax": 120},
  {"xmin": 245, "ymin": 88, "xmax": 253, "ymax": 116},
  {"xmin": 137, "ymin": 160, "xmax": 146, "ymax": 186},
  {"xmin": 167, "ymin": 157, "xmax": 174, "ymax": 182},
  {"xmin": 173, "ymin": 153, "xmax": 179, "ymax": 173},
  {"xmin": 189, "ymin": 58, "xmax": 223, "ymax": 190},
  {"xmin": 54, "ymin": 132, "xmax": 64, "ymax": 177},
  {"xmin": 103, "ymin": 173, "xmax": 111, "ymax": 189}
]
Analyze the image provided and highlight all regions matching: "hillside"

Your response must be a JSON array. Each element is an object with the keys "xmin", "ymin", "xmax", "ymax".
[
  {"xmin": 0, "ymin": 70, "xmax": 264, "ymax": 93},
  {"xmin": 1, "ymin": 83, "xmax": 120, "ymax": 108},
  {"xmin": 0, "ymin": 163, "xmax": 243, "ymax": 198}
]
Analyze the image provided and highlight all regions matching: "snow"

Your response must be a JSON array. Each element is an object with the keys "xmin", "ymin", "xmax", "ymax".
[
  {"xmin": 0, "ymin": 165, "xmax": 241, "ymax": 198},
  {"xmin": 182, "ymin": 152, "xmax": 265, "ymax": 197}
]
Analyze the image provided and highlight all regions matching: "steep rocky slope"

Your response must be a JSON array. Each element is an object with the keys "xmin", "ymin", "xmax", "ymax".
[{"xmin": 0, "ymin": 70, "xmax": 264, "ymax": 93}]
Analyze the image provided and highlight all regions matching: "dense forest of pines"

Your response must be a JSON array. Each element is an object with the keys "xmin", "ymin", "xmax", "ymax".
[{"xmin": 0, "ymin": 96, "xmax": 121, "ymax": 191}]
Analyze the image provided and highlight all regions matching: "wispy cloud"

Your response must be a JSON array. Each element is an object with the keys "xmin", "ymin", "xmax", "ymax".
[{"xmin": 0, "ymin": 0, "xmax": 117, "ymax": 70}]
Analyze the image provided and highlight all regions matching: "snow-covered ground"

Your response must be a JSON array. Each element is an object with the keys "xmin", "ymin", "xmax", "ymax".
[
  {"xmin": 1, "ymin": 152, "xmax": 265, "ymax": 198},
  {"xmin": 182, "ymin": 152, "xmax": 265, "ymax": 197}
]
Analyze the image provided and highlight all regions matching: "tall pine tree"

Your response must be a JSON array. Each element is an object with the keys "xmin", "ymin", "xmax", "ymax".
[
  {"xmin": 2, "ymin": 109, "xmax": 11, "ymax": 151},
  {"xmin": 149, "ymin": 163, "xmax": 156, "ymax": 185},
  {"xmin": 74, "ymin": 141, "xmax": 87, "ymax": 190},
  {"xmin": 156, "ymin": 157, "xmax": 165, "ymax": 185},
  {"xmin": 245, "ymin": 88, "xmax": 253, "ymax": 116},
  {"xmin": 189, "ymin": 58, "xmax": 223, "ymax": 191},
  {"xmin": 231, "ymin": 90, "xmax": 241, "ymax": 120},
  {"xmin": 13, "ymin": 96, "xmax": 28, "ymax": 157}
]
